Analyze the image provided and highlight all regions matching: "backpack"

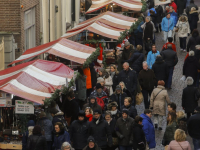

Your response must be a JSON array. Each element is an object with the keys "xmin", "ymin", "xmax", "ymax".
[{"xmin": 96, "ymin": 96, "xmax": 107, "ymax": 110}]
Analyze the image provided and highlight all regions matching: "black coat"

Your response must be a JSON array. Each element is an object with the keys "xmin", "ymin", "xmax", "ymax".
[
  {"xmin": 155, "ymin": 5, "xmax": 163, "ymax": 23},
  {"xmin": 187, "ymin": 113, "xmax": 200, "ymax": 139},
  {"xmin": 133, "ymin": 123, "xmax": 147, "ymax": 150},
  {"xmin": 121, "ymin": 105, "xmax": 137, "ymax": 119},
  {"xmin": 108, "ymin": 119, "xmax": 117, "ymax": 138},
  {"xmin": 88, "ymin": 116, "xmax": 112, "ymax": 148},
  {"xmin": 143, "ymin": 22, "xmax": 154, "ymax": 41},
  {"xmin": 152, "ymin": 57, "xmax": 169, "ymax": 81},
  {"xmin": 187, "ymin": 34, "xmax": 200, "ymax": 52},
  {"xmin": 26, "ymin": 135, "xmax": 47, "ymax": 150},
  {"xmin": 160, "ymin": 48, "xmax": 178, "ymax": 67},
  {"xmin": 118, "ymin": 69, "xmax": 137, "ymax": 94},
  {"xmin": 126, "ymin": 51, "xmax": 144, "ymax": 74},
  {"xmin": 90, "ymin": 65, "xmax": 97, "ymax": 88},
  {"xmin": 183, "ymin": 56, "xmax": 200, "ymax": 81},
  {"xmin": 182, "ymin": 85, "xmax": 200, "ymax": 113},
  {"xmin": 110, "ymin": 93, "xmax": 127, "ymax": 110},
  {"xmin": 188, "ymin": 12, "xmax": 199, "ymax": 32},
  {"xmin": 112, "ymin": 73, "xmax": 119, "ymax": 91},
  {"xmin": 177, "ymin": 0, "xmax": 186, "ymax": 16},
  {"xmin": 147, "ymin": 0, "xmax": 154, "ymax": 9},
  {"xmin": 195, "ymin": 49, "xmax": 200, "ymax": 61},
  {"xmin": 69, "ymin": 120, "xmax": 89, "ymax": 149},
  {"xmin": 115, "ymin": 116, "xmax": 134, "ymax": 146}
]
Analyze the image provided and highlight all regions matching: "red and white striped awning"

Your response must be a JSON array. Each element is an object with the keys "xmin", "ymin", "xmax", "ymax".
[
  {"xmin": 0, "ymin": 59, "xmax": 74, "ymax": 104},
  {"xmin": 86, "ymin": 0, "xmax": 142, "ymax": 14},
  {"xmin": 9, "ymin": 38, "xmax": 96, "ymax": 66},
  {"xmin": 62, "ymin": 11, "xmax": 136, "ymax": 39}
]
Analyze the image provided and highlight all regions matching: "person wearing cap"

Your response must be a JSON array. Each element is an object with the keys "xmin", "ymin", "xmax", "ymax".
[
  {"xmin": 107, "ymin": 101, "xmax": 121, "ymax": 120},
  {"xmin": 90, "ymin": 83, "xmax": 108, "ymax": 111},
  {"xmin": 88, "ymin": 109, "xmax": 112, "ymax": 150},
  {"xmin": 162, "ymin": 37, "xmax": 176, "ymax": 52},
  {"xmin": 121, "ymin": 97, "xmax": 137, "ymax": 119},
  {"xmin": 182, "ymin": 77, "xmax": 200, "ymax": 119},
  {"xmin": 110, "ymin": 85, "xmax": 127, "ymax": 111},
  {"xmin": 82, "ymin": 97, "xmax": 102, "ymax": 113},
  {"xmin": 69, "ymin": 110, "xmax": 89, "ymax": 150},
  {"xmin": 94, "ymin": 77, "xmax": 109, "ymax": 97},
  {"xmin": 36, "ymin": 111, "xmax": 53, "ymax": 150},
  {"xmin": 149, "ymin": 80, "xmax": 171, "ymax": 130},
  {"xmin": 115, "ymin": 109, "xmax": 134, "ymax": 150},
  {"xmin": 83, "ymin": 136, "xmax": 101, "ymax": 150},
  {"xmin": 187, "ymin": 107, "xmax": 200, "ymax": 150}
]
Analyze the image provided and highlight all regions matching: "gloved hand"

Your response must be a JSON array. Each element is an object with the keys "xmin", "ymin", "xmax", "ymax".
[{"xmin": 119, "ymin": 135, "xmax": 124, "ymax": 139}]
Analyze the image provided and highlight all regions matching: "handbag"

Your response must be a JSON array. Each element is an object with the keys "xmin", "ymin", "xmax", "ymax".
[{"xmin": 136, "ymin": 92, "xmax": 144, "ymax": 105}]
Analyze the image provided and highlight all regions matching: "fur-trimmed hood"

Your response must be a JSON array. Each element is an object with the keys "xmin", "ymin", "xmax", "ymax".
[
  {"xmin": 107, "ymin": 101, "xmax": 118, "ymax": 110},
  {"xmin": 178, "ymin": 15, "xmax": 188, "ymax": 22},
  {"xmin": 55, "ymin": 111, "xmax": 64, "ymax": 116}
]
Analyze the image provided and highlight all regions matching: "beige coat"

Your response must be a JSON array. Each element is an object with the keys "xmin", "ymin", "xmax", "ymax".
[
  {"xmin": 104, "ymin": 76, "xmax": 113, "ymax": 96},
  {"xmin": 150, "ymin": 85, "xmax": 171, "ymax": 116}
]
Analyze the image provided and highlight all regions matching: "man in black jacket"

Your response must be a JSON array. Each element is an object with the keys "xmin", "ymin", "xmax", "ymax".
[
  {"xmin": 160, "ymin": 44, "xmax": 178, "ymax": 89},
  {"xmin": 88, "ymin": 109, "xmax": 112, "ymax": 150},
  {"xmin": 70, "ymin": 110, "xmax": 89, "ymax": 150},
  {"xmin": 187, "ymin": 107, "xmax": 200, "ymax": 150},
  {"xmin": 115, "ymin": 109, "xmax": 134, "ymax": 150}
]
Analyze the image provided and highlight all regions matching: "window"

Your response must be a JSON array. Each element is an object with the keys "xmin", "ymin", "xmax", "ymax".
[{"xmin": 24, "ymin": 7, "xmax": 36, "ymax": 50}]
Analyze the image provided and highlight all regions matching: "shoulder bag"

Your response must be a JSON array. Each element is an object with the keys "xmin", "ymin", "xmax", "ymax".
[
  {"xmin": 177, "ymin": 141, "xmax": 184, "ymax": 150},
  {"xmin": 153, "ymin": 89, "xmax": 163, "ymax": 101}
]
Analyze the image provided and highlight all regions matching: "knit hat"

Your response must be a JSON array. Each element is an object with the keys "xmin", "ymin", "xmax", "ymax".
[
  {"xmin": 49, "ymin": 107, "xmax": 59, "ymax": 115},
  {"xmin": 27, "ymin": 120, "xmax": 35, "ymax": 127},
  {"xmin": 97, "ymin": 77, "xmax": 104, "ymax": 83},
  {"xmin": 93, "ymin": 109, "xmax": 101, "ymax": 114},
  {"xmin": 122, "ymin": 109, "xmax": 129, "ymax": 115},
  {"xmin": 87, "ymin": 136, "xmax": 95, "ymax": 143},
  {"xmin": 115, "ymin": 85, "xmax": 121, "ymax": 91},
  {"xmin": 78, "ymin": 110, "xmax": 85, "ymax": 117},
  {"xmin": 124, "ymin": 41, "xmax": 130, "ymax": 47},
  {"xmin": 158, "ymin": 80, "xmax": 165, "ymax": 86},
  {"xmin": 96, "ymin": 83, "xmax": 103, "ymax": 89},
  {"xmin": 39, "ymin": 111, "xmax": 46, "ymax": 118}
]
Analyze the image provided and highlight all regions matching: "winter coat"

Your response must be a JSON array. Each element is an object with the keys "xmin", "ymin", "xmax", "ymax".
[
  {"xmin": 90, "ymin": 90, "xmax": 108, "ymax": 110},
  {"xmin": 162, "ymin": 42, "xmax": 177, "ymax": 52},
  {"xmin": 83, "ymin": 97, "xmax": 102, "ymax": 112},
  {"xmin": 133, "ymin": 123, "xmax": 147, "ymax": 150},
  {"xmin": 161, "ymin": 48, "xmax": 178, "ymax": 67},
  {"xmin": 26, "ymin": 134, "xmax": 47, "ymax": 150},
  {"xmin": 110, "ymin": 93, "xmax": 127, "ymax": 110},
  {"xmin": 88, "ymin": 116, "xmax": 112, "ymax": 148},
  {"xmin": 108, "ymin": 119, "xmax": 117, "ymax": 138},
  {"xmin": 110, "ymin": 110, "xmax": 121, "ymax": 121},
  {"xmin": 37, "ymin": 117, "xmax": 53, "ymax": 141},
  {"xmin": 121, "ymin": 105, "xmax": 137, "ymax": 119},
  {"xmin": 93, "ymin": 86, "xmax": 109, "ymax": 97},
  {"xmin": 168, "ymin": 141, "xmax": 192, "ymax": 150},
  {"xmin": 147, "ymin": 0, "xmax": 154, "ymax": 9},
  {"xmin": 75, "ymin": 75, "xmax": 87, "ymax": 101},
  {"xmin": 155, "ymin": 5, "xmax": 164, "ymax": 23},
  {"xmin": 183, "ymin": 56, "xmax": 200, "ymax": 81},
  {"xmin": 141, "ymin": 21, "xmax": 155, "ymax": 41},
  {"xmin": 176, "ymin": 16, "xmax": 190, "ymax": 37},
  {"xmin": 182, "ymin": 85, "xmax": 200, "ymax": 113},
  {"xmin": 195, "ymin": 48, "xmax": 200, "ymax": 61},
  {"xmin": 69, "ymin": 120, "xmax": 89, "ymax": 149},
  {"xmin": 52, "ymin": 112, "xmax": 65, "ymax": 126},
  {"xmin": 140, "ymin": 113, "xmax": 156, "ymax": 148},
  {"xmin": 118, "ymin": 69, "xmax": 137, "ymax": 94},
  {"xmin": 53, "ymin": 130, "xmax": 70, "ymax": 150},
  {"xmin": 122, "ymin": 88, "xmax": 132, "ymax": 98},
  {"xmin": 186, "ymin": 3, "xmax": 198, "ymax": 15},
  {"xmin": 163, "ymin": 121, "xmax": 177, "ymax": 145},
  {"xmin": 138, "ymin": 69, "xmax": 157, "ymax": 91},
  {"xmin": 111, "ymin": 72, "xmax": 119, "ymax": 91},
  {"xmin": 187, "ymin": 33, "xmax": 200, "ymax": 52},
  {"xmin": 147, "ymin": 51, "xmax": 160, "ymax": 69},
  {"xmin": 169, "ymin": 12, "xmax": 178, "ymax": 27},
  {"xmin": 134, "ymin": 21, "xmax": 144, "ymax": 39},
  {"xmin": 188, "ymin": 11, "xmax": 199, "ymax": 32},
  {"xmin": 126, "ymin": 51, "xmax": 144, "ymax": 74},
  {"xmin": 150, "ymin": 85, "xmax": 171, "ymax": 116},
  {"xmin": 104, "ymin": 76, "xmax": 113, "ymax": 96},
  {"xmin": 187, "ymin": 112, "xmax": 200, "ymax": 139},
  {"xmin": 177, "ymin": 116, "xmax": 187, "ymax": 134},
  {"xmin": 83, "ymin": 67, "xmax": 92, "ymax": 89},
  {"xmin": 169, "ymin": 2, "xmax": 177, "ymax": 12},
  {"xmin": 83, "ymin": 144, "xmax": 101, "ymax": 150},
  {"xmin": 115, "ymin": 116, "xmax": 134, "ymax": 146},
  {"xmin": 152, "ymin": 57, "xmax": 169, "ymax": 81},
  {"xmin": 177, "ymin": 0, "xmax": 186, "ymax": 16},
  {"xmin": 121, "ymin": 45, "xmax": 135, "ymax": 63},
  {"xmin": 161, "ymin": 17, "xmax": 175, "ymax": 32}
]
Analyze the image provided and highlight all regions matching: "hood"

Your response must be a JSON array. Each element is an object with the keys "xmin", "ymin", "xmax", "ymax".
[
  {"xmin": 107, "ymin": 101, "xmax": 118, "ymax": 110},
  {"xmin": 55, "ymin": 111, "xmax": 64, "ymax": 116},
  {"xmin": 179, "ymin": 15, "xmax": 188, "ymax": 22},
  {"xmin": 27, "ymin": 120, "xmax": 35, "ymax": 127},
  {"xmin": 28, "ymin": 126, "xmax": 34, "ymax": 137},
  {"xmin": 190, "ymin": 10, "xmax": 199, "ymax": 14}
]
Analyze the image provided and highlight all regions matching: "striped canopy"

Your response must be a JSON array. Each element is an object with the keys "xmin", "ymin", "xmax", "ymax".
[
  {"xmin": 86, "ymin": 0, "xmax": 142, "ymax": 14},
  {"xmin": 0, "ymin": 59, "xmax": 74, "ymax": 104},
  {"xmin": 9, "ymin": 38, "xmax": 96, "ymax": 66},
  {"xmin": 62, "ymin": 11, "xmax": 136, "ymax": 39}
]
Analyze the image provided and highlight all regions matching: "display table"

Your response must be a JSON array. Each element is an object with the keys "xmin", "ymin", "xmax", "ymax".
[{"xmin": 0, "ymin": 142, "xmax": 22, "ymax": 150}]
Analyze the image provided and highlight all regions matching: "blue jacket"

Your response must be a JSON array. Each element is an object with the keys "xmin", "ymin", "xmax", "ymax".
[
  {"xmin": 169, "ymin": 12, "xmax": 178, "ymax": 27},
  {"xmin": 147, "ymin": 8, "xmax": 157, "ymax": 16},
  {"xmin": 53, "ymin": 130, "xmax": 70, "ymax": 150},
  {"xmin": 161, "ymin": 17, "xmax": 174, "ymax": 32},
  {"xmin": 140, "ymin": 114, "xmax": 156, "ymax": 148},
  {"xmin": 147, "ymin": 51, "xmax": 160, "ymax": 69}
]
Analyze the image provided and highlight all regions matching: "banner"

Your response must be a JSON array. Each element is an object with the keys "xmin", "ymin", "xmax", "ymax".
[
  {"xmin": 15, "ymin": 100, "xmax": 34, "ymax": 114},
  {"xmin": 0, "ymin": 37, "xmax": 5, "ymax": 71},
  {"xmin": 154, "ymin": 0, "xmax": 171, "ymax": 5}
]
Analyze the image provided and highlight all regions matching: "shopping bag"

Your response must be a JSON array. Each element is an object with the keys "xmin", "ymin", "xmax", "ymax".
[
  {"xmin": 136, "ymin": 92, "xmax": 143, "ymax": 105},
  {"xmin": 180, "ymin": 75, "xmax": 186, "ymax": 81}
]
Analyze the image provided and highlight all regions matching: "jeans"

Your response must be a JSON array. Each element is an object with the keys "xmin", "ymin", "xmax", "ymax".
[
  {"xmin": 154, "ymin": 114, "xmax": 163, "ymax": 128},
  {"xmin": 142, "ymin": 89, "xmax": 153, "ymax": 109},
  {"xmin": 179, "ymin": 37, "xmax": 187, "ymax": 49},
  {"xmin": 163, "ymin": 30, "xmax": 172, "ymax": 43},
  {"xmin": 167, "ymin": 66, "xmax": 174, "ymax": 88},
  {"xmin": 119, "ymin": 145, "xmax": 132, "ymax": 150},
  {"xmin": 193, "ymin": 138, "xmax": 200, "ymax": 150}
]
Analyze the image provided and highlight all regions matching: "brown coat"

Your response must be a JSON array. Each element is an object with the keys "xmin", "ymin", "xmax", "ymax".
[{"xmin": 150, "ymin": 85, "xmax": 170, "ymax": 116}]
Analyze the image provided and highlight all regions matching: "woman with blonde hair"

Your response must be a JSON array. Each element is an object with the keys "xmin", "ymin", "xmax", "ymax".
[
  {"xmin": 84, "ymin": 107, "xmax": 93, "ymax": 122},
  {"xmin": 168, "ymin": 129, "xmax": 192, "ymax": 150},
  {"xmin": 119, "ymin": 81, "xmax": 132, "ymax": 98},
  {"xmin": 110, "ymin": 65, "xmax": 119, "ymax": 91},
  {"xmin": 176, "ymin": 111, "xmax": 187, "ymax": 134}
]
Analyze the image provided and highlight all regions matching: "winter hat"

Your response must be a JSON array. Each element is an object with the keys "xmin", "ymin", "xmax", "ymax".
[
  {"xmin": 78, "ymin": 110, "xmax": 85, "ymax": 117},
  {"xmin": 194, "ymin": 107, "xmax": 200, "ymax": 112},
  {"xmin": 49, "ymin": 107, "xmax": 59, "ymax": 115},
  {"xmin": 27, "ymin": 120, "xmax": 35, "ymax": 127},
  {"xmin": 124, "ymin": 41, "xmax": 130, "ymax": 47},
  {"xmin": 97, "ymin": 77, "xmax": 104, "ymax": 83},
  {"xmin": 96, "ymin": 83, "xmax": 103, "ymax": 89},
  {"xmin": 93, "ymin": 109, "xmax": 102, "ymax": 114},
  {"xmin": 87, "ymin": 136, "xmax": 95, "ymax": 143},
  {"xmin": 186, "ymin": 76, "xmax": 194, "ymax": 85},
  {"xmin": 39, "ymin": 111, "xmax": 46, "ymax": 118},
  {"xmin": 122, "ymin": 109, "xmax": 129, "ymax": 115},
  {"xmin": 158, "ymin": 80, "xmax": 165, "ymax": 86},
  {"xmin": 115, "ymin": 85, "xmax": 121, "ymax": 91}
]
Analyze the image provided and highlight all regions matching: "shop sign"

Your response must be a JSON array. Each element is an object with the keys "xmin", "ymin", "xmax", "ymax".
[{"xmin": 15, "ymin": 100, "xmax": 34, "ymax": 114}]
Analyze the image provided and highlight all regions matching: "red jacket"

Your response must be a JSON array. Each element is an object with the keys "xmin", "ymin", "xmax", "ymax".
[
  {"xmin": 169, "ymin": 2, "xmax": 177, "ymax": 12},
  {"xmin": 162, "ymin": 42, "xmax": 177, "ymax": 52}
]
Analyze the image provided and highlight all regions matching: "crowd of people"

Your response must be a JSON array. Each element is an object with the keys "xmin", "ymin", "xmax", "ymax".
[{"xmin": 23, "ymin": 0, "xmax": 200, "ymax": 150}]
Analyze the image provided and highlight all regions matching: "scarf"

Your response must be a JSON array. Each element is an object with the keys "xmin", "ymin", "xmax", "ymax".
[
  {"xmin": 86, "ymin": 114, "xmax": 93, "ymax": 122},
  {"xmin": 110, "ymin": 109, "xmax": 118, "ymax": 115},
  {"xmin": 110, "ymin": 72, "xmax": 115, "ymax": 78}
]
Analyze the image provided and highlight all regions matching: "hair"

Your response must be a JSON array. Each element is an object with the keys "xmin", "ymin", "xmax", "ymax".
[
  {"xmin": 124, "ymin": 97, "xmax": 132, "ymax": 104},
  {"xmin": 143, "ymin": 61, "xmax": 148, "ymax": 66},
  {"xmin": 180, "ymin": 16, "xmax": 186, "ymax": 22},
  {"xmin": 168, "ymin": 37, "xmax": 173, "ymax": 42},
  {"xmin": 136, "ymin": 45, "xmax": 143, "ymax": 51},
  {"xmin": 174, "ymin": 129, "xmax": 186, "ymax": 142},
  {"xmin": 110, "ymin": 64, "xmax": 119, "ymax": 74},
  {"xmin": 61, "ymin": 142, "xmax": 72, "ymax": 150},
  {"xmin": 158, "ymin": 80, "xmax": 165, "ymax": 86},
  {"xmin": 168, "ymin": 102, "xmax": 177, "ymax": 111},
  {"xmin": 167, "ymin": 44, "xmax": 172, "ymax": 48},
  {"xmin": 85, "ymin": 107, "xmax": 93, "ymax": 115},
  {"xmin": 168, "ymin": 111, "xmax": 177, "ymax": 125},
  {"xmin": 77, "ymin": 67, "xmax": 84, "ymax": 76},
  {"xmin": 67, "ymin": 89, "xmax": 75, "ymax": 99},
  {"xmin": 33, "ymin": 125, "xmax": 42, "ymax": 135},
  {"xmin": 105, "ymin": 111, "xmax": 112, "ymax": 118},
  {"xmin": 169, "ymin": 6, "xmax": 173, "ymax": 9},
  {"xmin": 144, "ymin": 109, "xmax": 152, "ymax": 114},
  {"xmin": 166, "ymin": 6, "xmax": 169, "ymax": 9},
  {"xmin": 192, "ymin": 29, "xmax": 199, "ymax": 36},
  {"xmin": 186, "ymin": 76, "xmax": 194, "ymax": 85},
  {"xmin": 135, "ymin": 116, "xmax": 143, "ymax": 124},
  {"xmin": 124, "ymin": 62, "xmax": 129, "ymax": 67},
  {"xmin": 119, "ymin": 82, "xmax": 127, "ymax": 93},
  {"xmin": 145, "ymin": 16, "xmax": 151, "ymax": 21},
  {"xmin": 55, "ymin": 122, "xmax": 64, "ymax": 130},
  {"xmin": 176, "ymin": 111, "xmax": 186, "ymax": 119},
  {"xmin": 152, "ymin": 44, "xmax": 156, "ymax": 48},
  {"xmin": 189, "ymin": 50, "xmax": 194, "ymax": 56},
  {"xmin": 166, "ymin": 12, "xmax": 171, "ymax": 16}
]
